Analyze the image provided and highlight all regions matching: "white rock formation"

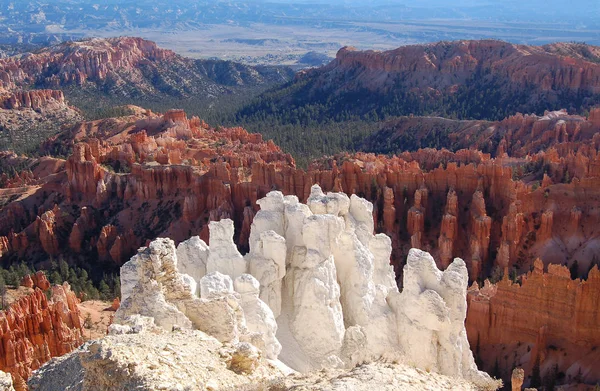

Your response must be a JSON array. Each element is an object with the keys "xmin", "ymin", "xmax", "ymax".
[
  {"xmin": 28, "ymin": 329, "xmax": 288, "ymax": 391},
  {"xmin": 287, "ymin": 213, "xmax": 346, "ymax": 368},
  {"xmin": 115, "ymin": 237, "xmax": 281, "ymax": 360},
  {"xmin": 176, "ymin": 235, "xmax": 209, "ymax": 294},
  {"xmin": 390, "ymin": 248, "xmax": 497, "ymax": 389},
  {"xmin": 28, "ymin": 330, "xmax": 488, "ymax": 391},
  {"xmin": 111, "ymin": 185, "xmax": 498, "ymax": 389},
  {"xmin": 234, "ymin": 274, "xmax": 282, "ymax": 359},
  {"xmin": 0, "ymin": 371, "xmax": 14, "ymax": 391},
  {"xmin": 247, "ymin": 230, "xmax": 287, "ymax": 317},
  {"xmin": 115, "ymin": 238, "xmax": 194, "ymax": 331},
  {"xmin": 206, "ymin": 219, "xmax": 247, "ymax": 280},
  {"xmin": 249, "ymin": 191, "xmax": 286, "ymax": 250}
]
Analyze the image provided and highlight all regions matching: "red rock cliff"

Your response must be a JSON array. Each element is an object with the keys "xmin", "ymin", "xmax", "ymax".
[
  {"xmin": 0, "ymin": 90, "xmax": 65, "ymax": 110},
  {"xmin": 0, "ymin": 37, "xmax": 175, "ymax": 92},
  {"xmin": 0, "ymin": 282, "xmax": 83, "ymax": 390},
  {"xmin": 466, "ymin": 260, "xmax": 600, "ymax": 385},
  {"xmin": 329, "ymin": 41, "xmax": 600, "ymax": 95}
]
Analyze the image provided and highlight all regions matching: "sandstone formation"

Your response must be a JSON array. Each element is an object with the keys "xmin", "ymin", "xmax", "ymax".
[
  {"xmin": 111, "ymin": 188, "xmax": 498, "ymax": 389},
  {"xmin": 0, "ymin": 105, "xmax": 599, "ymax": 388},
  {"xmin": 0, "ymin": 282, "xmax": 83, "ymax": 390},
  {"xmin": 362, "ymin": 108, "xmax": 600, "ymax": 161},
  {"xmin": 0, "ymin": 37, "xmax": 292, "ymax": 97},
  {"xmin": 19, "ymin": 272, "xmax": 50, "ymax": 291},
  {"xmin": 260, "ymin": 40, "xmax": 600, "ymax": 127},
  {"xmin": 0, "ymin": 90, "xmax": 66, "ymax": 111},
  {"xmin": 330, "ymin": 41, "xmax": 600, "ymax": 96},
  {"xmin": 0, "ymin": 104, "xmax": 600, "ymax": 280},
  {"xmin": 466, "ymin": 260, "xmax": 600, "ymax": 386},
  {"xmin": 511, "ymin": 368, "xmax": 524, "ymax": 391},
  {"xmin": 2, "ymin": 105, "xmax": 600, "ymax": 284},
  {"xmin": 0, "ymin": 89, "xmax": 82, "ymax": 151}
]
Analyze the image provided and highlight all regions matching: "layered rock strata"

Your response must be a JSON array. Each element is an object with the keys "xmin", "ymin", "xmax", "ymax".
[
  {"xmin": 2, "ymin": 107, "xmax": 599, "ymax": 286},
  {"xmin": 466, "ymin": 260, "xmax": 600, "ymax": 386},
  {"xmin": 0, "ymin": 282, "xmax": 83, "ymax": 390},
  {"xmin": 0, "ymin": 37, "xmax": 291, "ymax": 97}
]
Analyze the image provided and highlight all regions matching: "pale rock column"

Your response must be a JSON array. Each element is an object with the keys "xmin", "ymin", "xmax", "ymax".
[
  {"xmin": 247, "ymin": 230, "xmax": 287, "ymax": 317},
  {"xmin": 248, "ymin": 191, "xmax": 285, "ymax": 253},
  {"xmin": 283, "ymin": 195, "xmax": 312, "ymax": 262},
  {"xmin": 115, "ymin": 238, "xmax": 194, "ymax": 331},
  {"xmin": 512, "ymin": 367, "xmax": 524, "ymax": 391},
  {"xmin": 287, "ymin": 214, "xmax": 345, "ymax": 368},
  {"xmin": 188, "ymin": 271, "xmax": 248, "ymax": 344},
  {"xmin": 176, "ymin": 236, "xmax": 209, "ymax": 295},
  {"xmin": 389, "ymin": 248, "xmax": 499, "ymax": 390},
  {"xmin": 234, "ymin": 274, "xmax": 282, "ymax": 360},
  {"xmin": 206, "ymin": 219, "xmax": 246, "ymax": 280}
]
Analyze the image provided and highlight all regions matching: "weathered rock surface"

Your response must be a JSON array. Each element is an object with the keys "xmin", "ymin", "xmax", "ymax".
[
  {"xmin": 0, "ymin": 371, "xmax": 14, "ymax": 391},
  {"xmin": 27, "ymin": 329, "xmax": 488, "ymax": 391},
  {"xmin": 28, "ymin": 329, "xmax": 287, "ymax": 391},
  {"xmin": 3, "ymin": 105, "xmax": 599, "ymax": 286},
  {"xmin": 511, "ymin": 368, "xmax": 524, "ymax": 391},
  {"xmin": 0, "ymin": 282, "xmax": 83, "ymax": 389},
  {"xmin": 0, "ymin": 37, "xmax": 292, "ymax": 97},
  {"xmin": 19, "ymin": 272, "xmax": 50, "ymax": 291},
  {"xmin": 0, "ymin": 90, "xmax": 66, "ymax": 111},
  {"xmin": 1, "ymin": 105, "xmax": 599, "ymax": 389},
  {"xmin": 30, "ymin": 189, "xmax": 498, "ymax": 391},
  {"xmin": 362, "ymin": 108, "xmax": 600, "ymax": 159},
  {"xmin": 391, "ymin": 249, "xmax": 492, "ymax": 386},
  {"xmin": 257, "ymin": 40, "xmax": 600, "ymax": 125},
  {"xmin": 0, "ymin": 89, "xmax": 82, "ymax": 151},
  {"xmin": 330, "ymin": 41, "xmax": 600, "ymax": 96},
  {"xmin": 466, "ymin": 260, "xmax": 600, "ymax": 386},
  {"xmin": 277, "ymin": 361, "xmax": 488, "ymax": 391},
  {"xmin": 109, "ymin": 189, "xmax": 497, "ymax": 387}
]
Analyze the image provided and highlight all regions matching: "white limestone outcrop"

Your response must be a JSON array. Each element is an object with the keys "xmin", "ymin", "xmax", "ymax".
[
  {"xmin": 234, "ymin": 274, "xmax": 282, "ymax": 359},
  {"xmin": 28, "ymin": 330, "xmax": 489, "ymax": 391},
  {"xmin": 115, "ymin": 233, "xmax": 282, "ymax": 361},
  {"xmin": 176, "ymin": 235, "xmax": 209, "ymax": 295},
  {"xmin": 390, "ymin": 248, "xmax": 496, "ymax": 389},
  {"xmin": 112, "ymin": 185, "xmax": 498, "ymax": 389},
  {"xmin": 115, "ymin": 238, "xmax": 194, "ymax": 331},
  {"xmin": 206, "ymin": 219, "xmax": 247, "ymax": 280}
]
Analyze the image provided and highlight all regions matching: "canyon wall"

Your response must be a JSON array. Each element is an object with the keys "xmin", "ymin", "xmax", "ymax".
[
  {"xmin": 0, "ymin": 108, "xmax": 598, "ymax": 388},
  {"xmin": 466, "ymin": 260, "xmax": 600, "ymax": 386},
  {"xmin": 0, "ymin": 37, "xmax": 175, "ymax": 93},
  {"xmin": 1, "ymin": 109, "xmax": 599, "ymax": 284},
  {"xmin": 0, "ymin": 37, "xmax": 292, "ymax": 98},
  {"xmin": 362, "ymin": 108, "xmax": 600, "ymax": 161},
  {"xmin": 0, "ymin": 90, "xmax": 66, "ymax": 111},
  {"xmin": 331, "ymin": 41, "xmax": 600, "ymax": 95},
  {"xmin": 0, "ymin": 280, "xmax": 83, "ymax": 390}
]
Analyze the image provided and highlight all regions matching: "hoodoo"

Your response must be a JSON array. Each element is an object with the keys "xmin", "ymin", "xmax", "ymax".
[{"xmin": 30, "ymin": 187, "xmax": 500, "ymax": 390}]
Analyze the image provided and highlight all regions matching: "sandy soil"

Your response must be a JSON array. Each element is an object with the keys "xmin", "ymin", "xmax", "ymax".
[{"xmin": 78, "ymin": 300, "xmax": 115, "ymax": 341}]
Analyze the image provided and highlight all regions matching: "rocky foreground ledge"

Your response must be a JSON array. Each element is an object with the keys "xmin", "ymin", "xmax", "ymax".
[
  {"xmin": 27, "ymin": 330, "xmax": 483, "ymax": 391},
  {"xmin": 27, "ymin": 186, "xmax": 502, "ymax": 391}
]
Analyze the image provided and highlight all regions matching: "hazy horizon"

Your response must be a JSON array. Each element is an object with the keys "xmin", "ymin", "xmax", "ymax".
[{"xmin": 1, "ymin": 0, "xmax": 598, "ymax": 65}]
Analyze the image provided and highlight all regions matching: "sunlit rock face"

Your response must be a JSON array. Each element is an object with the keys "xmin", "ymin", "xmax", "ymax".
[{"xmin": 114, "ymin": 186, "xmax": 498, "ymax": 389}]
